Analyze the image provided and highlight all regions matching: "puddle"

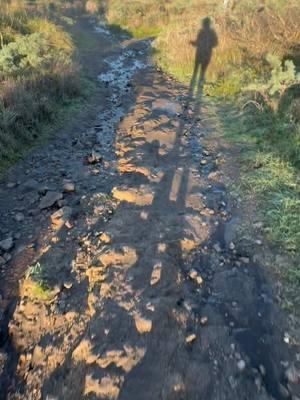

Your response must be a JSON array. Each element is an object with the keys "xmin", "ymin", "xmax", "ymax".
[{"xmin": 96, "ymin": 47, "xmax": 147, "ymax": 160}]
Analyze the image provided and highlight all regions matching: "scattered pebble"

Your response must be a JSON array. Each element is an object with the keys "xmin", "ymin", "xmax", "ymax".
[
  {"xmin": 14, "ymin": 212, "xmax": 25, "ymax": 222},
  {"xmin": 213, "ymin": 243, "xmax": 222, "ymax": 253},
  {"xmin": 229, "ymin": 242, "xmax": 235, "ymax": 250},
  {"xmin": 259, "ymin": 364, "xmax": 266, "ymax": 376},
  {"xmin": 186, "ymin": 334, "xmax": 196, "ymax": 344},
  {"xmin": 86, "ymin": 150, "xmax": 102, "ymax": 164},
  {"xmin": 285, "ymin": 364, "xmax": 300, "ymax": 384},
  {"xmin": 240, "ymin": 257, "xmax": 250, "ymax": 264},
  {"xmin": 63, "ymin": 281, "xmax": 73, "ymax": 290},
  {"xmin": 63, "ymin": 182, "xmax": 75, "ymax": 193},
  {"xmin": 100, "ymin": 233, "xmax": 111, "ymax": 244},
  {"xmin": 237, "ymin": 359, "xmax": 246, "ymax": 372},
  {"xmin": 188, "ymin": 269, "xmax": 204, "ymax": 285}
]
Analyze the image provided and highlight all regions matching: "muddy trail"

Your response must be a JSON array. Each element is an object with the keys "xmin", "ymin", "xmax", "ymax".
[{"xmin": 0, "ymin": 16, "xmax": 299, "ymax": 400}]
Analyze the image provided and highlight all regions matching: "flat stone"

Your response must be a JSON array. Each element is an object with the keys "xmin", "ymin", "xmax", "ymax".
[
  {"xmin": 0, "ymin": 237, "xmax": 14, "ymax": 252},
  {"xmin": 39, "ymin": 191, "xmax": 63, "ymax": 209}
]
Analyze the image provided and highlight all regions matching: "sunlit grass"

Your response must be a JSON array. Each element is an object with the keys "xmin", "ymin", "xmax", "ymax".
[{"xmin": 220, "ymin": 103, "xmax": 300, "ymax": 256}]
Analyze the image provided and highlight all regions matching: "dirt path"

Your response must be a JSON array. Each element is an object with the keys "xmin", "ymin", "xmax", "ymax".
[{"xmin": 0, "ymin": 16, "xmax": 299, "ymax": 400}]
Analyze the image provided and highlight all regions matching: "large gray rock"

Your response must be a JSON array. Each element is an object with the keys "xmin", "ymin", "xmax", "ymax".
[
  {"xmin": 39, "ymin": 191, "xmax": 63, "ymax": 209},
  {"xmin": 0, "ymin": 237, "xmax": 14, "ymax": 252}
]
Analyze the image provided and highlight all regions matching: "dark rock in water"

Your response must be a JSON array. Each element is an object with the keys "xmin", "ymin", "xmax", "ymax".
[{"xmin": 39, "ymin": 191, "xmax": 63, "ymax": 209}]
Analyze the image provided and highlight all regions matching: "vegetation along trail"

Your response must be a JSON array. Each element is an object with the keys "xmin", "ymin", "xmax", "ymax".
[{"xmin": 0, "ymin": 10, "xmax": 300, "ymax": 400}]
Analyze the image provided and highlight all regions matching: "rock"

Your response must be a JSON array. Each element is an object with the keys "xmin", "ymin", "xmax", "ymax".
[
  {"xmin": 134, "ymin": 315, "xmax": 152, "ymax": 334},
  {"xmin": 63, "ymin": 182, "xmax": 75, "ymax": 193},
  {"xmin": 100, "ymin": 233, "xmax": 111, "ymax": 244},
  {"xmin": 50, "ymin": 207, "xmax": 72, "ymax": 227},
  {"xmin": 229, "ymin": 242, "xmax": 235, "ymax": 250},
  {"xmin": 3, "ymin": 253, "xmax": 12, "ymax": 262},
  {"xmin": 7, "ymin": 182, "xmax": 16, "ymax": 189},
  {"xmin": 255, "ymin": 376, "xmax": 262, "ymax": 391},
  {"xmin": 255, "ymin": 240, "xmax": 262, "ymax": 245},
  {"xmin": 213, "ymin": 243, "xmax": 222, "ymax": 253},
  {"xmin": 200, "ymin": 316, "xmax": 208, "ymax": 325},
  {"xmin": 0, "ymin": 256, "xmax": 6, "ymax": 266},
  {"xmin": 14, "ymin": 212, "xmax": 25, "ymax": 222},
  {"xmin": 259, "ymin": 364, "xmax": 266, "ymax": 376},
  {"xmin": 39, "ymin": 191, "xmax": 63, "ymax": 209},
  {"xmin": 228, "ymin": 375, "xmax": 237, "ymax": 389},
  {"xmin": 186, "ymin": 334, "xmax": 196, "ymax": 343},
  {"xmin": 285, "ymin": 364, "xmax": 300, "ymax": 384},
  {"xmin": 240, "ymin": 257, "xmax": 250, "ymax": 264},
  {"xmin": 0, "ymin": 237, "xmax": 14, "ymax": 252},
  {"xmin": 63, "ymin": 281, "xmax": 73, "ymax": 290},
  {"xmin": 86, "ymin": 150, "xmax": 102, "ymax": 164},
  {"xmin": 237, "ymin": 359, "xmax": 246, "ymax": 372},
  {"xmin": 279, "ymin": 383, "xmax": 290, "ymax": 398},
  {"xmin": 200, "ymin": 159, "xmax": 207, "ymax": 165},
  {"xmin": 188, "ymin": 269, "xmax": 204, "ymax": 285},
  {"xmin": 189, "ymin": 269, "xmax": 198, "ymax": 279}
]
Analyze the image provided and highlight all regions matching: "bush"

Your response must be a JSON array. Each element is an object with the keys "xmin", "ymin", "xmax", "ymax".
[{"xmin": 0, "ymin": 0, "xmax": 82, "ymax": 173}]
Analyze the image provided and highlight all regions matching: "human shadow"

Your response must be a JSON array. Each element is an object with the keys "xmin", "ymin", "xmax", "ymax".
[{"xmin": 190, "ymin": 17, "xmax": 218, "ymax": 100}]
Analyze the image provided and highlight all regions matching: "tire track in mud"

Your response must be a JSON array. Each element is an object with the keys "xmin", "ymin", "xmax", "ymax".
[{"xmin": 0, "ymin": 19, "xmax": 299, "ymax": 400}]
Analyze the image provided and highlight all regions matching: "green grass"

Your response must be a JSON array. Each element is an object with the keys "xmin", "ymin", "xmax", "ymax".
[
  {"xmin": 217, "ymin": 99, "xmax": 300, "ymax": 311},
  {"xmin": 24, "ymin": 262, "xmax": 54, "ymax": 301},
  {"xmin": 219, "ymin": 100, "xmax": 300, "ymax": 261}
]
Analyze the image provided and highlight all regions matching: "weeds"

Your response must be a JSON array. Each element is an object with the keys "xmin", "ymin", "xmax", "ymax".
[
  {"xmin": 25, "ymin": 262, "xmax": 53, "ymax": 301},
  {"xmin": 0, "ymin": 0, "xmax": 82, "ymax": 174}
]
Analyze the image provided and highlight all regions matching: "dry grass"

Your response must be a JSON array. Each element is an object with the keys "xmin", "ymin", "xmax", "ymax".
[
  {"xmin": 101, "ymin": 0, "xmax": 300, "ymax": 94},
  {"xmin": 0, "ymin": 0, "xmax": 83, "ymax": 174}
]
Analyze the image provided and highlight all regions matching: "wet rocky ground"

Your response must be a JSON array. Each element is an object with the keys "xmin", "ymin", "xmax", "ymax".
[{"xmin": 0, "ymin": 16, "xmax": 299, "ymax": 400}]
